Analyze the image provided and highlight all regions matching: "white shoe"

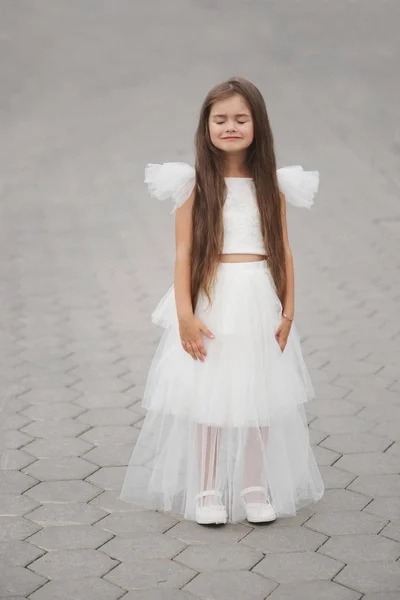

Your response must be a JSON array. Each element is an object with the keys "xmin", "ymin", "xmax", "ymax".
[
  {"xmin": 195, "ymin": 490, "xmax": 227, "ymax": 525},
  {"xmin": 241, "ymin": 486, "xmax": 277, "ymax": 523}
]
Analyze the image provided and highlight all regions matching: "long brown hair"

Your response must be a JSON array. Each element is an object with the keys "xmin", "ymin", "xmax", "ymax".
[{"xmin": 191, "ymin": 77, "xmax": 286, "ymax": 308}]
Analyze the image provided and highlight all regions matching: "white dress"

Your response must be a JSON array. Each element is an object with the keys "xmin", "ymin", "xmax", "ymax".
[{"xmin": 120, "ymin": 163, "xmax": 324, "ymax": 523}]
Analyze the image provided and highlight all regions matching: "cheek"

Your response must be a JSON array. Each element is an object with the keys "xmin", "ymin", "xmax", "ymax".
[
  {"xmin": 209, "ymin": 123, "xmax": 222, "ymax": 145},
  {"xmin": 243, "ymin": 123, "xmax": 254, "ymax": 143}
]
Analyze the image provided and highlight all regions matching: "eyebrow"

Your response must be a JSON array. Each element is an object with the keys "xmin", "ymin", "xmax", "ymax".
[{"xmin": 211, "ymin": 113, "xmax": 251, "ymax": 118}]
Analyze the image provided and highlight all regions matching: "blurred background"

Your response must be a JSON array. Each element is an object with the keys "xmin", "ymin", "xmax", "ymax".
[{"xmin": 1, "ymin": 1, "xmax": 400, "ymax": 598}]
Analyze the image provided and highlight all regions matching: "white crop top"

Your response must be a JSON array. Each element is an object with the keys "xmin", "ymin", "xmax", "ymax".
[{"xmin": 145, "ymin": 162, "xmax": 319, "ymax": 255}]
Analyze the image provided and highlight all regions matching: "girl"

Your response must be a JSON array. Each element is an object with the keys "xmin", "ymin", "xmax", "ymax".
[{"xmin": 121, "ymin": 77, "xmax": 324, "ymax": 525}]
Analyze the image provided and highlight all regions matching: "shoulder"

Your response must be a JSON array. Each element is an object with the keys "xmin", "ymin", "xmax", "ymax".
[
  {"xmin": 145, "ymin": 162, "xmax": 196, "ymax": 212},
  {"xmin": 276, "ymin": 165, "xmax": 319, "ymax": 209}
]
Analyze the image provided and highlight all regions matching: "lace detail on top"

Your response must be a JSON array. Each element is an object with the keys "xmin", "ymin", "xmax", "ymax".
[{"xmin": 223, "ymin": 179, "xmax": 265, "ymax": 254}]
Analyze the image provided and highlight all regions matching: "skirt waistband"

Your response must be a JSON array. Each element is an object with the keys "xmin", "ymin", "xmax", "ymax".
[{"xmin": 217, "ymin": 259, "xmax": 269, "ymax": 272}]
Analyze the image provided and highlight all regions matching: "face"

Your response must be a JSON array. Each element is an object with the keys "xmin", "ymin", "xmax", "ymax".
[{"xmin": 208, "ymin": 94, "xmax": 254, "ymax": 154}]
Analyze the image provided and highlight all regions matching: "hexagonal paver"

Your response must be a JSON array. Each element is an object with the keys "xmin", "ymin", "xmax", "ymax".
[
  {"xmin": 105, "ymin": 558, "xmax": 196, "ymax": 590},
  {"xmin": 75, "ymin": 392, "xmax": 134, "ymax": 409},
  {"xmin": 363, "ymin": 595, "xmax": 400, "ymax": 600},
  {"xmin": 24, "ymin": 436, "xmax": 94, "ymax": 459},
  {"xmin": 0, "ymin": 448, "xmax": 36, "ymax": 470},
  {"xmin": 319, "ymin": 534, "xmax": 400, "ymax": 562},
  {"xmin": 241, "ymin": 525, "xmax": 326, "ymax": 554},
  {"xmin": 25, "ymin": 480, "xmax": 101, "ymax": 503},
  {"xmin": 21, "ymin": 419, "xmax": 89, "ymax": 439},
  {"xmin": 310, "ymin": 416, "xmax": 375, "ymax": 434},
  {"xmin": 29, "ymin": 577, "xmax": 125, "ymax": 600},
  {"xmin": 73, "ymin": 378, "xmax": 131, "ymax": 394},
  {"xmin": 348, "ymin": 475, "xmax": 400, "ymax": 497},
  {"xmin": 29, "ymin": 548, "xmax": 118, "ymax": 579},
  {"xmin": 321, "ymin": 433, "xmax": 392, "ymax": 454},
  {"xmin": 380, "ymin": 521, "xmax": 400, "ymax": 542},
  {"xmin": 373, "ymin": 422, "xmax": 400, "ymax": 442},
  {"xmin": 102, "ymin": 533, "xmax": 185, "ymax": 561},
  {"xmin": 0, "ymin": 540, "xmax": 44, "ymax": 566},
  {"xmin": 0, "ymin": 470, "xmax": 38, "ymax": 494},
  {"xmin": 83, "ymin": 444, "xmax": 133, "ymax": 467},
  {"xmin": 28, "ymin": 524, "xmax": 113, "ymax": 551},
  {"xmin": 86, "ymin": 466, "xmax": 127, "ymax": 490},
  {"xmin": 175, "ymin": 542, "xmax": 263, "ymax": 572},
  {"xmin": 311, "ymin": 488, "xmax": 371, "ymax": 513},
  {"xmin": 24, "ymin": 457, "xmax": 98, "ymax": 481},
  {"xmin": 165, "ymin": 520, "xmax": 250, "ymax": 544},
  {"xmin": 0, "ymin": 430, "xmax": 34, "ymax": 450},
  {"xmin": 78, "ymin": 408, "xmax": 140, "ymax": 426},
  {"xmin": 26, "ymin": 502, "xmax": 106, "ymax": 526},
  {"xmin": 89, "ymin": 490, "xmax": 142, "ymax": 513},
  {"xmin": 97, "ymin": 510, "xmax": 177, "ymax": 535},
  {"xmin": 358, "ymin": 404, "xmax": 400, "ymax": 422},
  {"xmin": 335, "ymin": 453, "xmax": 400, "ymax": 475},
  {"xmin": 80, "ymin": 426, "xmax": 139, "ymax": 445},
  {"xmin": 305, "ymin": 511, "xmax": 387, "ymax": 536},
  {"xmin": 183, "ymin": 570, "xmax": 277, "ymax": 600},
  {"xmin": 0, "ymin": 565, "xmax": 46, "ymax": 597},
  {"xmin": 0, "ymin": 493, "xmax": 39, "ymax": 516},
  {"xmin": 122, "ymin": 591, "xmax": 196, "ymax": 600},
  {"xmin": 334, "ymin": 561, "xmax": 400, "ymax": 594},
  {"xmin": 253, "ymin": 550, "xmax": 343, "ymax": 583},
  {"xmin": 0, "ymin": 413, "xmax": 31, "ymax": 430},
  {"xmin": 364, "ymin": 498, "xmax": 400, "ymax": 520},
  {"xmin": 319, "ymin": 466, "xmax": 357, "ymax": 489},
  {"xmin": 311, "ymin": 445, "xmax": 340, "ymax": 466},
  {"xmin": 19, "ymin": 388, "xmax": 81, "ymax": 406},
  {"xmin": 0, "ymin": 516, "xmax": 41, "ymax": 541},
  {"xmin": 306, "ymin": 399, "xmax": 360, "ymax": 417},
  {"xmin": 22, "ymin": 402, "xmax": 85, "ymax": 420},
  {"xmin": 266, "ymin": 580, "xmax": 361, "ymax": 600}
]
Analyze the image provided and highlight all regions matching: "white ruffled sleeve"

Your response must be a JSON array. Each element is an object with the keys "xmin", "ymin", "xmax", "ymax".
[
  {"xmin": 277, "ymin": 165, "xmax": 319, "ymax": 209},
  {"xmin": 144, "ymin": 162, "xmax": 196, "ymax": 213}
]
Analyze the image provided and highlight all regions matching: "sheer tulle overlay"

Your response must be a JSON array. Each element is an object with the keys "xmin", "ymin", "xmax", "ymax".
[{"xmin": 121, "ymin": 261, "xmax": 324, "ymax": 522}]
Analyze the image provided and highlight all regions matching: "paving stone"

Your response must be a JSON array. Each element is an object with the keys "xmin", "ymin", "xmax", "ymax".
[
  {"xmin": 28, "ymin": 524, "xmax": 113, "ymax": 550},
  {"xmin": 319, "ymin": 533, "xmax": 400, "ymax": 562},
  {"xmin": 28, "ymin": 577, "xmax": 125, "ymax": 600},
  {"xmin": 75, "ymin": 392, "xmax": 134, "ymax": 409},
  {"xmin": 335, "ymin": 453, "xmax": 400, "ymax": 475},
  {"xmin": 122, "ymin": 591, "xmax": 197, "ymax": 600},
  {"xmin": 305, "ymin": 511, "xmax": 387, "ymax": 536},
  {"xmin": 348, "ymin": 475, "xmax": 400, "ymax": 497},
  {"xmin": 311, "ymin": 488, "xmax": 371, "ymax": 513},
  {"xmin": 0, "ymin": 471, "xmax": 38, "ymax": 494},
  {"xmin": 183, "ymin": 570, "xmax": 277, "ymax": 600},
  {"xmin": 386, "ymin": 442, "xmax": 400, "ymax": 457},
  {"xmin": 373, "ymin": 422, "xmax": 400, "ymax": 442},
  {"xmin": 26, "ymin": 502, "xmax": 106, "ymax": 526},
  {"xmin": 306, "ymin": 399, "xmax": 360, "ymax": 416},
  {"xmin": 102, "ymin": 533, "xmax": 186, "ymax": 561},
  {"xmin": 334, "ymin": 561, "xmax": 400, "ymax": 593},
  {"xmin": 21, "ymin": 419, "xmax": 89, "ymax": 439},
  {"xmin": 73, "ymin": 378, "xmax": 132, "ymax": 393},
  {"xmin": 78, "ymin": 408, "xmax": 141, "ymax": 426},
  {"xmin": 364, "ymin": 498, "xmax": 400, "ymax": 520},
  {"xmin": 24, "ymin": 480, "xmax": 101, "ymax": 503},
  {"xmin": 166, "ymin": 520, "xmax": 250, "ymax": 544},
  {"xmin": 89, "ymin": 490, "xmax": 143, "ymax": 513},
  {"xmin": 312, "ymin": 445, "xmax": 341, "ymax": 466},
  {"xmin": 0, "ymin": 413, "xmax": 31, "ymax": 430},
  {"xmin": 69, "ymin": 364, "xmax": 129, "ymax": 379},
  {"xmin": 23, "ymin": 457, "xmax": 98, "ymax": 481},
  {"xmin": 0, "ymin": 449, "xmax": 36, "ymax": 470},
  {"xmin": 253, "ymin": 550, "xmax": 343, "ymax": 583},
  {"xmin": 0, "ymin": 565, "xmax": 46, "ymax": 597},
  {"xmin": 0, "ymin": 493, "xmax": 39, "ymax": 516},
  {"xmin": 29, "ymin": 547, "xmax": 118, "ymax": 579},
  {"xmin": 310, "ymin": 416, "xmax": 375, "ymax": 434},
  {"xmin": 266, "ymin": 580, "xmax": 361, "ymax": 600},
  {"xmin": 241, "ymin": 525, "xmax": 326, "ymax": 553},
  {"xmin": 86, "ymin": 466, "xmax": 127, "ymax": 490},
  {"xmin": 254, "ymin": 507, "xmax": 315, "ymax": 529},
  {"xmin": 0, "ymin": 430, "xmax": 34, "ymax": 450},
  {"xmin": 20, "ymin": 388, "xmax": 81, "ymax": 405},
  {"xmin": 80, "ymin": 425, "xmax": 139, "ymax": 445},
  {"xmin": 23, "ymin": 436, "xmax": 93, "ymax": 458},
  {"xmin": 105, "ymin": 558, "xmax": 196, "ymax": 590},
  {"xmin": 359, "ymin": 404, "xmax": 400, "ymax": 422},
  {"xmin": 175, "ymin": 542, "xmax": 263, "ymax": 572},
  {"xmin": 319, "ymin": 466, "xmax": 357, "ymax": 489},
  {"xmin": 22, "ymin": 402, "xmax": 85, "ymax": 420},
  {"xmin": 380, "ymin": 521, "xmax": 400, "ymax": 543},
  {"xmin": 97, "ymin": 510, "xmax": 177, "ymax": 535},
  {"xmin": 83, "ymin": 443, "xmax": 133, "ymax": 467},
  {"xmin": 321, "ymin": 433, "xmax": 392, "ymax": 454},
  {"xmin": 0, "ymin": 539, "xmax": 44, "ymax": 566},
  {"xmin": 363, "ymin": 594, "xmax": 400, "ymax": 600},
  {"xmin": 309, "ymin": 429, "xmax": 328, "ymax": 445}
]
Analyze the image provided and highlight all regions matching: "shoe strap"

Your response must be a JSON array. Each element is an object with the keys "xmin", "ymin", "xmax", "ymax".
[
  {"xmin": 241, "ymin": 486, "xmax": 266, "ymax": 497},
  {"xmin": 195, "ymin": 490, "xmax": 222, "ymax": 501}
]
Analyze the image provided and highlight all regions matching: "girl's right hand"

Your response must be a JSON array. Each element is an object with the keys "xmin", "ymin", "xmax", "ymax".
[{"xmin": 179, "ymin": 315, "xmax": 214, "ymax": 362}]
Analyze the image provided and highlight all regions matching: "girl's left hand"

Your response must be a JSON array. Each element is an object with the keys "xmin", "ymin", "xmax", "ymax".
[{"xmin": 275, "ymin": 317, "xmax": 292, "ymax": 352}]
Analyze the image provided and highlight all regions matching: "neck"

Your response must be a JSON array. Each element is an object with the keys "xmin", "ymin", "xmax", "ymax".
[{"xmin": 223, "ymin": 152, "xmax": 250, "ymax": 178}]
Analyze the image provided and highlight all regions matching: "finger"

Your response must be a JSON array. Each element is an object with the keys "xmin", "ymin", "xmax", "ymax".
[
  {"xmin": 192, "ymin": 342, "xmax": 204, "ymax": 362},
  {"xmin": 200, "ymin": 324, "xmax": 214, "ymax": 339},
  {"xmin": 188, "ymin": 342, "xmax": 198, "ymax": 360}
]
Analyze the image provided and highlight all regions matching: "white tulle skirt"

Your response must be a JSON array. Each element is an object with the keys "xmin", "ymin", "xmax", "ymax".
[{"xmin": 121, "ymin": 261, "xmax": 324, "ymax": 522}]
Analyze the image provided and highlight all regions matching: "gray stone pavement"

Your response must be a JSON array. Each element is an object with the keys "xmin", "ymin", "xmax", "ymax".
[{"xmin": 1, "ymin": 1, "xmax": 400, "ymax": 598}]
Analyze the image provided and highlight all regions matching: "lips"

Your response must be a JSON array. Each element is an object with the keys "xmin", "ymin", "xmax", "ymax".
[{"xmin": 222, "ymin": 137, "xmax": 241, "ymax": 140}]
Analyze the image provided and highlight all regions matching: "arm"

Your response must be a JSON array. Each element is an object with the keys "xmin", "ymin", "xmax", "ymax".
[
  {"xmin": 174, "ymin": 190, "xmax": 214, "ymax": 361},
  {"xmin": 275, "ymin": 192, "xmax": 294, "ymax": 351}
]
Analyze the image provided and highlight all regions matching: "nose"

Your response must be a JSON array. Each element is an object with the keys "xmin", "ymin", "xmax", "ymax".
[{"xmin": 225, "ymin": 121, "xmax": 236, "ymax": 132}]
